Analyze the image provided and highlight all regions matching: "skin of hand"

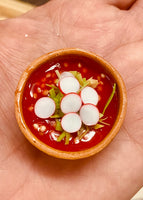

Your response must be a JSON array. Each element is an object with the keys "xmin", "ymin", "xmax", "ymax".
[{"xmin": 0, "ymin": 0, "xmax": 143, "ymax": 199}]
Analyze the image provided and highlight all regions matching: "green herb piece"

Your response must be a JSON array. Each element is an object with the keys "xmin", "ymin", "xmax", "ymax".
[
  {"xmin": 76, "ymin": 73, "xmax": 84, "ymax": 85},
  {"xmin": 70, "ymin": 71, "xmax": 86, "ymax": 86},
  {"xmin": 49, "ymin": 88, "xmax": 56, "ymax": 99},
  {"xmin": 76, "ymin": 126, "xmax": 89, "ymax": 140},
  {"xmin": 55, "ymin": 70, "xmax": 61, "ymax": 79},
  {"xmin": 94, "ymin": 117, "xmax": 110, "ymax": 130},
  {"xmin": 55, "ymin": 119, "xmax": 63, "ymax": 131},
  {"xmin": 77, "ymin": 127, "xmax": 84, "ymax": 136},
  {"xmin": 57, "ymin": 131, "xmax": 70, "ymax": 145},
  {"xmin": 48, "ymin": 85, "xmax": 64, "ymax": 110},
  {"xmin": 102, "ymin": 83, "xmax": 116, "ymax": 115},
  {"xmin": 65, "ymin": 132, "xmax": 70, "ymax": 145},
  {"xmin": 70, "ymin": 71, "xmax": 78, "ymax": 77},
  {"xmin": 57, "ymin": 132, "xmax": 66, "ymax": 142},
  {"xmin": 46, "ymin": 84, "xmax": 58, "ymax": 89},
  {"xmin": 79, "ymin": 80, "xmax": 90, "ymax": 91},
  {"xmin": 93, "ymin": 115, "xmax": 110, "ymax": 128},
  {"xmin": 99, "ymin": 116, "xmax": 108, "ymax": 121},
  {"xmin": 56, "ymin": 91, "xmax": 64, "ymax": 100},
  {"xmin": 99, "ymin": 113, "xmax": 104, "ymax": 118},
  {"xmin": 50, "ymin": 114, "xmax": 61, "ymax": 119},
  {"xmin": 94, "ymin": 124, "xmax": 104, "ymax": 129},
  {"xmin": 79, "ymin": 130, "xmax": 89, "ymax": 140},
  {"xmin": 54, "ymin": 99, "xmax": 60, "ymax": 109},
  {"xmin": 70, "ymin": 71, "xmax": 98, "ymax": 91},
  {"xmin": 99, "ymin": 120, "xmax": 110, "ymax": 126},
  {"xmin": 58, "ymin": 109, "xmax": 64, "ymax": 117},
  {"xmin": 51, "ymin": 109, "xmax": 64, "ymax": 119},
  {"xmin": 54, "ymin": 92, "xmax": 64, "ymax": 109}
]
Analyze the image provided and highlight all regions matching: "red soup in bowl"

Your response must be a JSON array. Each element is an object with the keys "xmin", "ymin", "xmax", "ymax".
[{"xmin": 15, "ymin": 49, "xmax": 127, "ymax": 159}]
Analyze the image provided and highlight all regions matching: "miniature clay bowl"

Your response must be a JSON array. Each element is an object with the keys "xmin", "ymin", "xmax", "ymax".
[{"xmin": 15, "ymin": 48, "xmax": 127, "ymax": 160}]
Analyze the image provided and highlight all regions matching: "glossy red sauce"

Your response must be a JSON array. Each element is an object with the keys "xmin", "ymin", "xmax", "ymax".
[{"xmin": 22, "ymin": 54, "xmax": 119, "ymax": 151}]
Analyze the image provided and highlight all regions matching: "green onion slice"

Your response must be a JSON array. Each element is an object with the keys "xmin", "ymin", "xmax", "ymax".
[
  {"xmin": 65, "ymin": 132, "xmax": 70, "ymax": 145},
  {"xmin": 94, "ymin": 124, "xmax": 104, "ymax": 129},
  {"xmin": 55, "ymin": 119, "xmax": 63, "ymax": 131},
  {"xmin": 57, "ymin": 132, "xmax": 66, "ymax": 142},
  {"xmin": 102, "ymin": 83, "xmax": 116, "ymax": 115}
]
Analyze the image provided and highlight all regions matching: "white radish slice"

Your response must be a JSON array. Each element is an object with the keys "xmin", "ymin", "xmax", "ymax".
[
  {"xmin": 80, "ymin": 86, "xmax": 99, "ymax": 105},
  {"xmin": 61, "ymin": 113, "xmax": 82, "ymax": 133},
  {"xmin": 34, "ymin": 97, "xmax": 55, "ymax": 119},
  {"xmin": 60, "ymin": 72, "xmax": 74, "ymax": 79},
  {"xmin": 61, "ymin": 93, "xmax": 82, "ymax": 114},
  {"xmin": 80, "ymin": 104, "xmax": 99, "ymax": 126},
  {"xmin": 59, "ymin": 76, "xmax": 80, "ymax": 94}
]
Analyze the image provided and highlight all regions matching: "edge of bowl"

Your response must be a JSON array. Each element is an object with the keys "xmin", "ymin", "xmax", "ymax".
[{"xmin": 15, "ymin": 48, "xmax": 127, "ymax": 160}]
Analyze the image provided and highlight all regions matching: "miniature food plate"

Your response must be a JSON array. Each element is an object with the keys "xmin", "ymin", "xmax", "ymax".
[{"xmin": 15, "ymin": 48, "xmax": 127, "ymax": 160}]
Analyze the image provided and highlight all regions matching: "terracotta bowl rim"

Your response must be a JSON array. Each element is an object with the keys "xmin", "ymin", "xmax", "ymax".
[{"xmin": 15, "ymin": 48, "xmax": 127, "ymax": 160}]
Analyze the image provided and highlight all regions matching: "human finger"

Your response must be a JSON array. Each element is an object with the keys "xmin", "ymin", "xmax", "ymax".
[
  {"xmin": 105, "ymin": 0, "xmax": 136, "ymax": 9},
  {"xmin": 129, "ymin": 0, "xmax": 143, "ymax": 11},
  {"xmin": 127, "ymin": 0, "xmax": 143, "ymax": 39}
]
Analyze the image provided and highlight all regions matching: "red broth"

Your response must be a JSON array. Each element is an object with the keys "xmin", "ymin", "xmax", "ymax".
[{"xmin": 22, "ymin": 54, "xmax": 119, "ymax": 151}]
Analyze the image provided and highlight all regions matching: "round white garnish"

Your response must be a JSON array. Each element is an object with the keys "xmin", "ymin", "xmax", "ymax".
[
  {"xmin": 61, "ymin": 93, "xmax": 82, "ymax": 114},
  {"xmin": 59, "ymin": 76, "xmax": 80, "ymax": 94},
  {"xmin": 60, "ymin": 72, "xmax": 74, "ymax": 79},
  {"xmin": 80, "ymin": 104, "xmax": 99, "ymax": 126},
  {"xmin": 34, "ymin": 97, "xmax": 55, "ymax": 119},
  {"xmin": 61, "ymin": 113, "xmax": 82, "ymax": 133},
  {"xmin": 80, "ymin": 86, "xmax": 99, "ymax": 105}
]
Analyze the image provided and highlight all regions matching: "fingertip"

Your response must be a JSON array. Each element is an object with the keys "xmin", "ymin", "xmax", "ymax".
[
  {"xmin": 105, "ymin": 0, "xmax": 137, "ymax": 10},
  {"xmin": 129, "ymin": 0, "xmax": 143, "ymax": 10}
]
